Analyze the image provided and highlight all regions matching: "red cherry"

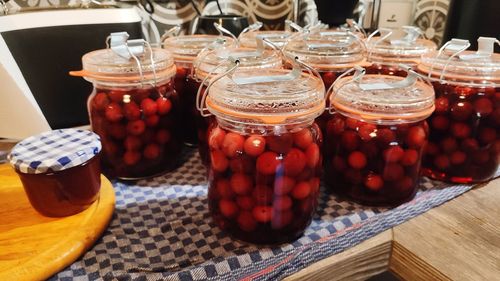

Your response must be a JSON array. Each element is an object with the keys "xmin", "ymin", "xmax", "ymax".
[
  {"xmin": 431, "ymin": 115, "xmax": 450, "ymax": 130},
  {"xmin": 434, "ymin": 154, "xmax": 450, "ymax": 170},
  {"xmin": 219, "ymin": 199, "xmax": 239, "ymax": 218},
  {"xmin": 479, "ymin": 127, "xmax": 496, "ymax": 144},
  {"xmin": 292, "ymin": 181, "xmax": 311, "ymax": 200},
  {"xmin": 140, "ymin": 98, "xmax": 158, "ymax": 116},
  {"xmin": 256, "ymin": 151, "xmax": 281, "ymax": 175},
  {"xmin": 283, "ymin": 148, "xmax": 306, "ymax": 176},
  {"xmin": 341, "ymin": 131, "xmax": 360, "ymax": 151},
  {"xmin": 450, "ymin": 102, "xmax": 473, "ymax": 121},
  {"xmin": 296, "ymin": 167, "xmax": 313, "ymax": 181},
  {"xmin": 230, "ymin": 173, "xmax": 253, "ymax": 195},
  {"xmin": 274, "ymin": 176, "xmax": 295, "ymax": 195},
  {"xmin": 383, "ymin": 146, "xmax": 404, "ymax": 163},
  {"xmin": 440, "ymin": 137, "xmax": 458, "ymax": 153},
  {"xmin": 358, "ymin": 123, "xmax": 377, "ymax": 141},
  {"xmin": 347, "ymin": 151, "xmax": 367, "ymax": 169},
  {"xmin": 252, "ymin": 206, "xmax": 273, "ymax": 223},
  {"xmin": 124, "ymin": 136, "xmax": 142, "ymax": 150},
  {"xmin": 243, "ymin": 135, "xmax": 266, "ymax": 157},
  {"xmin": 455, "ymin": 86, "xmax": 475, "ymax": 95},
  {"xmin": 266, "ymin": 134, "xmax": 293, "ymax": 154},
  {"xmin": 208, "ymin": 127, "xmax": 226, "ymax": 150},
  {"xmin": 364, "ymin": 173, "xmax": 384, "ymax": 191},
  {"xmin": 309, "ymin": 177, "xmax": 320, "ymax": 194},
  {"xmin": 451, "ymin": 123, "xmax": 471, "ymax": 139},
  {"xmin": 273, "ymin": 196, "xmax": 292, "ymax": 211},
  {"xmin": 326, "ymin": 115, "xmax": 345, "ymax": 135},
  {"xmin": 237, "ymin": 211, "xmax": 257, "ymax": 232},
  {"xmin": 93, "ymin": 92, "xmax": 110, "ymax": 110},
  {"xmin": 123, "ymin": 150, "xmax": 141, "ymax": 165},
  {"xmin": 450, "ymin": 151, "xmax": 466, "ymax": 165},
  {"xmin": 293, "ymin": 128, "xmax": 313, "ymax": 149},
  {"xmin": 306, "ymin": 143, "xmax": 320, "ymax": 168},
  {"xmin": 210, "ymin": 150, "xmax": 229, "ymax": 172},
  {"xmin": 155, "ymin": 129, "xmax": 171, "ymax": 144},
  {"xmin": 229, "ymin": 155, "xmax": 254, "ymax": 174},
  {"xmin": 401, "ymin": 149, "xmax": 418, "ymax": 166},
  {"xmin": 222, "ymin": 132, "xmax": 245, "ymax": 158},
  {"xmin": 383, "ymin": 164, "xmax": 404, "ymax": 181},
  {"xmin": 143, "ymin": 143, "xmax": 161, "ymax": 159},
  {"xmin": 108, "ymin": 123, "xmax": 126, "ymax": 139},
  {"xmin": 345, "ymin": 117, "xmax": 360, "ymax": 130},
  {"xmin": 461, "ymin": 138, "xmax": 479, "ymax": 152},
  {"xmin": 133, "ymin": 88, "xmax": 151, "ymax": 103},
  {"xmin": 105, "ymin": 103, "xmax": 124, "ymax": 122},
  {"xmin": 376, "ymin": 128, "xmax": 396, "ymax": 147},
  {"xmin": 126, "ymin": 120, "xmax": 146, "ymax": 136},
  {"xmin": 123, "ymin": 101, "xmax": 141, "ymax": 121},
  {"xmin": 396, "ymin": 177, "xmax": 414, "ymax": 191},
  {"xmin": 271, "ymin": 210, "xmax": 293, "ymax": 229},
  {"xmin": 332, "ymin": 156, "xmax": 347, "ymax": 172},
  {"xmin": 474, "ymin": 97, "xmax": 493, "ymax": 116},
  {"xmin": 145, "ymin": 115, "xmax": 160, "ymax": 127},
  {"xmin": 236, "ymin": 196, "xmax": 255, "ymax": 210},
  {"xmin": 406, "ymin": 126, "xmax": 427, "ymax": 148},
  {"xmin": 156, "ymin": 97, "xmax": 172, "ymax": 115},
  {"xmin": 102, "ymin": 140, "xmax": 118, "ymax": 156},
  {"xmin": 108, "ymin": 90, "xmax": 126, "ymax": 103},
  {"xmin": 216, "ymin": 179, "xmax": 234, "ymax": 199},
  {"xmin": 359, "ymin": 141, "xmax": 379, "ymax": 158},
  {"xmin": 252, "ymin": 185, "xmax": 273, "ymax": 205},
  {"xmin": 434, "ymin": 97, "xmax": 449, "ymax": 113},
  {"xmin": 176, "ymin": 66, "xmax": 188, "ymax": 78},
  {"xmin": 424, "ymin": 142, "xmax": 439, "ymax": 156},
  {"xmin": 321, "ymin": 71, "xmax": 337, "ymax": 87}
]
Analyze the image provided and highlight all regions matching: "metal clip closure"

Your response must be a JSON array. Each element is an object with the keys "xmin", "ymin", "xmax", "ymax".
[
  {"xmin": 286, "ymin": 20, "xmax": 305, "ymax": 33},
  {"xmin": 358, "ymin": 65, "xmax": 418, "ymax": 91},
  {"xmin": 229, "ymin": 56, "xmax": 301, "ymax": 85},
  {"xmin": 160, "ymin": 25, "xmax": 181, "ymax": 43},
  {"xmin": 430, "ymin": 38, "xmax": 470, "ymax": 81},
  {"xmin": 215, "ymin": 36, "xmax": 265, "ymax": 59},
  {"xmin": 459, "ymin": 37, "xmax": 499, "ymax": 60},
  {"xmin": 345, "ymin": 18, "xmax": 367, "ymax": 38},
  {"xmin": 326, "ymin": 66, "xmax": 365, "ymax": 113},
  {"xmin": 239, "ymin": 21, "xmax": 263, "ymax": 35},
  {"xmin": 390, "ymin": 26, "xmax": 422, "ymax": 46},
  {"xmin": 214, "ymin": 23, "xmax": 237, "ymax": 43}
]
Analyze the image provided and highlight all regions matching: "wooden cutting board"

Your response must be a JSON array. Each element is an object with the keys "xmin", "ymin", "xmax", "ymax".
[{"xmin": 0, "ymin": 164, "xmax": 115, "ymax": 281}]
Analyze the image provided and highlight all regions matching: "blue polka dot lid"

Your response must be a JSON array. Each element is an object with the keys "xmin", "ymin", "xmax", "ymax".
[{"xmin": 8, "ymin": 129, "xmax": 102, "ymax": 174}]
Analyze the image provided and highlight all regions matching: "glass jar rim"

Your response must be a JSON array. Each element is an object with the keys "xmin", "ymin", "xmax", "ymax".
[{"xmin": 162, "ymin": 34, "xmax": 235, "ymax": 62}]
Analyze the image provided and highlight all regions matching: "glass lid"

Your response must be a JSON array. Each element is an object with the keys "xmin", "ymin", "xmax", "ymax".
[
  {"xmin": 331, "ymin": 67, "xmax": 435, "ymax": 123},
  {"xmin": 162, "ymin": 34, "xmax": 235, "ymax": 62},
  {"xmin": 239, "ymin": 30, "xmax": 293, "ymax": 49},
  {"xmin": 417, "ymin": 37, "xmax": 500, "ymax": 86}
]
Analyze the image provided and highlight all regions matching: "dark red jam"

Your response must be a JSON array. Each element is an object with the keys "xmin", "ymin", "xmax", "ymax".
[{"xmin": 174, "ymin": 65, "xmax": 202, "ymax": 145}]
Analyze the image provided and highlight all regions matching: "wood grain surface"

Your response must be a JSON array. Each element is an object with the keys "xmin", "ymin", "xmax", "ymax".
[{"xmin": 0, "ymin": 164, "xmax": 115, "ymax": 281}]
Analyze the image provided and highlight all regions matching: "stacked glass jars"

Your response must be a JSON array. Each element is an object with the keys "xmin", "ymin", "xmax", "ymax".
[
  {"xmin": 202, "ymin": 62, "xmax": 325, "ymax": 243},
  {"xmin": 283, "ymin": 31, "xmax": 369, "ymax": 135},
  {"xmin": 417, "ymin": 37, "xmax": 500, "ymax": 183},
  {"xmin": 163, "ymin": 35, "xmax": 233, "ymax": 145},
  {"xmin": 325, "ymin": 67, "xmax": 435, "ymax": 206},
  {"xmin": 365, "ymin": 26, "xmax": 436, "ymax": 77},
  {"xmin": 76, "ymin": 33, "xmax": 182, "ymax": 179},
  {"xmin": 194, "ymin": 40, "xmax": 283, "ymax": 165}
]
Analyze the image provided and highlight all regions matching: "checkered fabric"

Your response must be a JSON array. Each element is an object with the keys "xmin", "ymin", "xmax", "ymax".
[
  {"xmin": 50, "ymin": 149, "xmax": 497, "ymax": 281},
  {"xmin": 8, "ymin": 129, "xmax": 101, "ymax": 174}
]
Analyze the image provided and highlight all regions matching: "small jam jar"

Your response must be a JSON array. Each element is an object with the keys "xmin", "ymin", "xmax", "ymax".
[
  {"xmin": 202, "ymin": 63, "xmax": 325, "ymax": 244},
  {"xmin": 74, "ymin": 33, "xmax": 182, "ymax": 179},
  {"xmin": 365, "ymin": 26, "xmax": 436, "ymax": 76},
  {"xmin": 8, "ymin": 129, "xmax": 102, "ymax": 217},
  {"xmin": 283, "ymin": 31, "xmax": 369, "ymax": 136},
  {"xmin": 194, "ymin": 41, "xmax": 283, "ymax": 166},
  {"xmin": 417, "ymin": 37, "xmax": 500, "ymax": 183},
  {"xmin": 163, "ymin": 35, "xmax": 234, "ymax": 145},
  {"xmin": 325, "ymin": 67, "xmax": 435, "ymax": 206}
]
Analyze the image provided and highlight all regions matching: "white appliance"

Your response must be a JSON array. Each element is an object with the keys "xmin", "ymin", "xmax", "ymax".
[{"xmin": 0, "ymin": 8, "xmax": 142, "ymax": 139}]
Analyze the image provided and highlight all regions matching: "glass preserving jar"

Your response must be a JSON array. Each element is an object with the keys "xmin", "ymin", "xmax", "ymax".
[
  {"xmin": 325, "ymin": 67, "xmax": 435, "ymax": 206},
  {"xmin": 365, "ymin": 26, "xmax": 436, "ymax": 76},
  {"xmin": 163, "ymin": 34, "xmax": 234, "ymax": 145},
  {"xmin": 8, "ymin": 129, "xmax": 102, "ymax": 217},
  {"xmin": 417, "ymin": 37, "xmax": 500, "ymax": 183},
  {"xmin": 239, "ymin": 30, "xmax": 293, "ymax": 49},
  {"xmin": 201, "ymin": 62, "xmax": 325, "ymax": 243},
  {"xmin": 72, "ymin": 32, "xmax": 182, "ymax": 179},
  {"xmin": 194, "ymin": 40, "xmax": 283, "ymax": 166},
  {"xmin": 283, "ymin": 30, "xmax": 369, "ymax": 136}
]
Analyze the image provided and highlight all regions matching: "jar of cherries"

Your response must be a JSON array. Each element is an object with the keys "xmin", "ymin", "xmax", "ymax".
[
  {"xmin": 201, "ymin": 60, "xmax": 325, "ymax": 243},
  {"xmin": 163, "ymin": 34, "xmax": 234, "ymax": 145},
  {"xmin": 365, "ymin": 26, "xmax": 436, "ymax": 76},
  {"xmin": 73, "ymin": 32, "xmax": 182, "ymax": 179},
  {"xmin": 283, "ymin": 31, "xmax": 369, "ymax": 135},
  {"xmin": 325, "ymin": 67, "xmax": 435, "ymax": 206},
  {"xmin": 194, "ymin": 39, "xmax": 283, "ymax": 166},
  {"xmin": 417, "ymin": 37, "xmax": 500, "ymax": 183}
]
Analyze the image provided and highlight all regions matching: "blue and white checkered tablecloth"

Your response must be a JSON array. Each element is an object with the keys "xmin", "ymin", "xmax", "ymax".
[{"xmin": 50, "ymin": 149, "xmax": 497, "ymax": 281}]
